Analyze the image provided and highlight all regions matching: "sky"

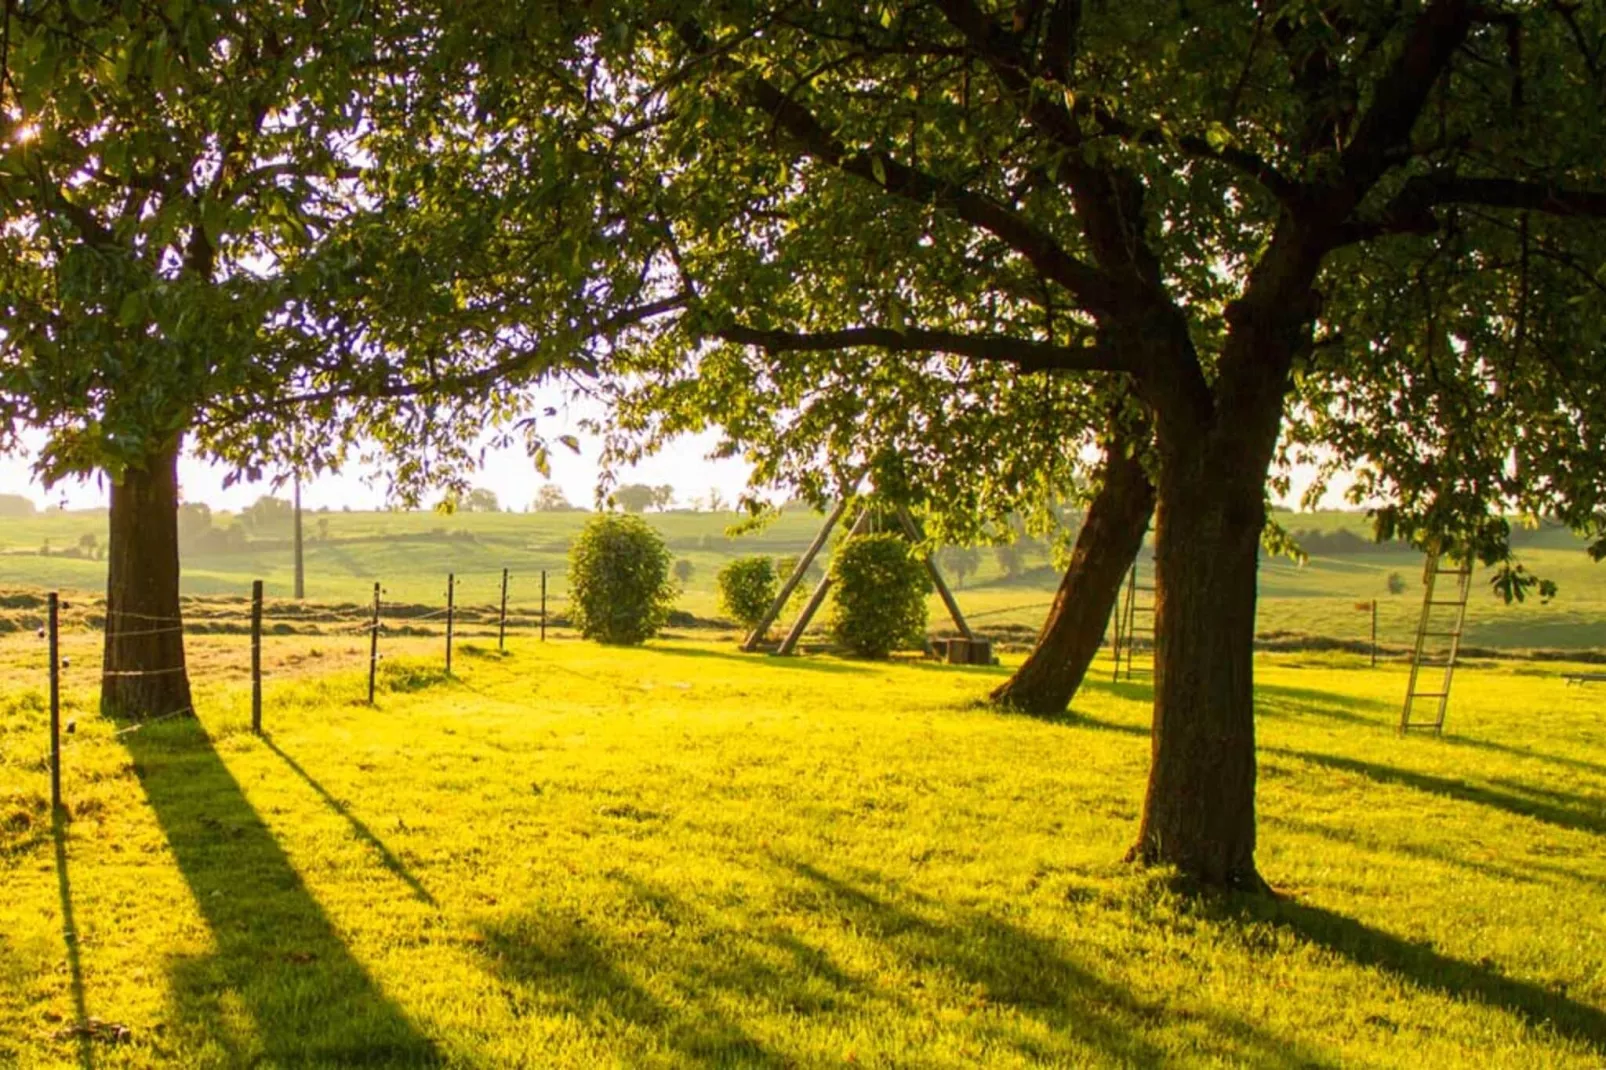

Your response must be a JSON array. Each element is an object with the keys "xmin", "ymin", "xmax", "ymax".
[
  {"xmin": 0, "ymin": 383, "xmax": 755, "ymax": 514},
  {"xmin": 0, "ymin": 382, "xmax": 1347, "ymax": 516}
]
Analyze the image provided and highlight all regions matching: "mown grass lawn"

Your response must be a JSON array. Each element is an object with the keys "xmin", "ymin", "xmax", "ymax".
[{"xmin": 2, "ymin": 631, "xmax": 1604, "ymax": 1067}]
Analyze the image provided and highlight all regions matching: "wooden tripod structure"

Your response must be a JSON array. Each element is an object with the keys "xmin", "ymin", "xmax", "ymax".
[{"xmin": 741, "ymin": 500, "xmax": 975, "ymax": 655}]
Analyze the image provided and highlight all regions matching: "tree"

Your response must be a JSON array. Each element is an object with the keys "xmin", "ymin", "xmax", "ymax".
[
  {"xmin": 532, "ymin": 485, "xmax": 578, "ymax": 513},
  {"xmin": 568, "ymin": 513, "xmax": 677, "ymax": 645},
  {"xmin": 538, "ymin": 4, "xmax": 1606, "ymax": 887},
  {"xmin": 241, "ymin": 496, "xmax": 293, "ymax": 534},
  {"xmin": 716, "ymin": 555, "xmax": 778, "ymax": 633},
  {"xmin": 993, "ymin": 543, "xmax": 1026, "ymax": 581},
  {"xmin": 937, "ymin": 545, "xmax": 982, "ymax": 589},
  {"xmin": 673, "ymin": 558, "xmax": 695, "ymax": 585},
  {"xmin": 612, "ymin": 484, "xmax": 657, "ymax": 514},
  {"xmin": 464, "ymin": 488, "xmax": 501, "ymax": 513},
  {"xmin": 0, "ymin": 4, "xmax": 658, "ymax": 715},
  {"xmin": 0, "ymin": 493, "xmax": 34, "ymax": 517},
  {"xmin": 706, "ymin": 488, "xmax": 729, "ymax": 513},
  {"xmin": 830, "ymin": 534, "xmax": 929, "ymax": 658},
  {"xmin": 1387, "ymin": 572, "xmax": 1408, "ymax": 597},
  {"xmin": 651, "ymin": 484, "xmax": 676, "ymax": 511},
  {"xmin": 176, "ymin": 503, "xmax": 213, "ymax": 550}
]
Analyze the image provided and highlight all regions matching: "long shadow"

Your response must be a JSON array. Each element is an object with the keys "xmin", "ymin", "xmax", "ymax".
[
  {"xmin": 782, "ymin": 859, "xmax": 1340, "ymax": 1068},
  {"xmin": 121, "ymin": 721, "xmax": 439, "ymax": 1065},
  {"xmin": 1441, "ymin": 734, "xmax": 1606, "ymax": 780},
  {"xmin": 1213, "ymin": 896, "xmax": 1606, "ymax": 1053},
  {"xmin": 52, "ymin": 812, "xmax": 93, "ymax": 1069},
  {"xmin": 261, "ymin": 737, "xmax": 437, "ymax": 906},
  {"xmin": 1269, "ymin": 746, "xmax": 1606, "ymax": 836},
  {"xmin": 475, "ymin": 898, "xmax": 784, "ymax": 1066}
]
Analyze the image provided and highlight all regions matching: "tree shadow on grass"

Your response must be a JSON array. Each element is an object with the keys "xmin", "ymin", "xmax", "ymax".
[
  {"xmin": 261, "ymin": 737, "xmax": 436, "ymax": 906},
  {"xmin": 1440, "ymin": 734, "xmax": 1606, "ymax": 780},
  {"xmin": 121, "ymin": 722, "xmax": 439, "ymax": 1066},
  {"xmin": 1210, "ymin": 895, "xmax": 1606, "ymax": 1054},
  {"xmin": 471, "ymin": 853, "xmax": 1337, "ymax": 1067},
  {"xmin": 1267, "ymin": 746, "xmax": 1606, "ymax": 837}
]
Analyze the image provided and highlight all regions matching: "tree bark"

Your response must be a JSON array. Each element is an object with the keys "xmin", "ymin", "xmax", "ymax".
[
  {"xmin": 990, "ymin": 440, "xmax": 1154, "ymax": 714},
  {"xmin": 1128, "ymin": 452, "xmax": 1267, "ymax": 889},
  {"xmin": 103, "ymin": 436, "xmax": 194, "ymax": 720}
]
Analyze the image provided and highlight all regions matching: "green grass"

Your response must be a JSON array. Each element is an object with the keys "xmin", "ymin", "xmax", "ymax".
[
  {"xmin": 3, "ymin": 506, "xmax": 1604, "ymax": 652},
  {"xmin": 2, "ymin": 628, "xmax": 1605, "ymax": 1067}
]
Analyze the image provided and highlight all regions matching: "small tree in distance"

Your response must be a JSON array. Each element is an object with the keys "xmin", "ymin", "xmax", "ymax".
[
  {"xmin": 612, "ymin": 483, "xmax": 657, "ymax": 513},
  {"xmin": 532, "ymin": 485, "xmax": 577, "ymax": 512},
  {"xmin": 830, "ymin": 534, "xmax": 928, "ymax": 659},
  {"xmin": 1387, "ymin": 573, "xmax": 1408, "ymax": 596},
  {"xmin": 717, "ymin": 556, "xmax": 778, "ymax": 635},
  {"xmin": 673, "ymin": 558, "xmax": 695, "ymax": 586},
  {"xmin": 568, "ymin": 513, "xmax": 676, "ymax": 645}
]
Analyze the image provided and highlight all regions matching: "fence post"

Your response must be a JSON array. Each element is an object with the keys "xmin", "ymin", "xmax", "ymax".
[
  {"xmin": 540, "ymin": 570, "xmax": 547, "ymax": 642},
  {"xmin": 445, "ymin": 573, "xmax": 455, "ymax": 675},
  {"xmin": 250, "ymin": 580, "xmax": 263, "ymax": 734},
  {"xmin": 1371, "ymin": 599, "xmax": 1378, "ymax": 668},
  {"xmin": 498, "ymin": 568, "xmax": 509, "ymax": 652},
  {"xmin": 48, "ymin": 591, "xmax": 61, "ymax": 812},
  {"xmin": 368, "ymin": 581, "xmax": 381, "ymax": 704}
]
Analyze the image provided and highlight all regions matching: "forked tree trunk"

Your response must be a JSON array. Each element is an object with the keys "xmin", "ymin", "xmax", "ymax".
[
  {"xmin": 990, "ymin": 442, "xmax": 1154, "ymax": 714},
  {"xmin": 1130, "ymin": 432, "xmax": 1276, "ymax": 890},
  {"xmin": 103, "ymin": 436, "xmax": 193, "ymax": 719}
]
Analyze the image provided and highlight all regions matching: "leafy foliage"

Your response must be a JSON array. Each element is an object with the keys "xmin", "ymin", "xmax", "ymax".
[
  {"xmin": 715, "ymin": 555, "xmax": 778, "ymax": 633},
  {"xmin": 829, "ymin": 534, "xmax": 928, "ymax": 659},
  {"xmin": 567, "ymin": 514, "xmax": 676, "ymax": 646}
]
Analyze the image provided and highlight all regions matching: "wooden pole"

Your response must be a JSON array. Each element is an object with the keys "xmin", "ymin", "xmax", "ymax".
[
  {"xmin": 540, "ymin": 570, "xmax": 547, "ymax": 642},
  {"xmin": 368, "ymin": 581, "xmax": 381, "ymax": 704},
  {"xmin": 742, "ymin": 498, "xmax": 849, "ymax": 652},
  {"xmin": 445, "ymin": 573, "xmax": 455, "ymax": 676},
  {"xmin": 778, "ymin": 508, "xmax": 873, "ymax": 656},
  {"xmin": 893, "ymin": 505, "xmax": 974, "ymax": 640},
  {"xmin": 250, "ymin": 580, "xmax": 263, "ymax": 734},
  {"xmin": 292, "ymin": 476, "xmax": 305, "ymax": 600},
  {"xmin": 498, "ymin": 568, "xmax": 509, "ymax": 651},
  {"xmin": 1371, "ymin": 599, "xmax": 1378, "ymax": 668},
  {"xmin": 48, "ymin": 591, "xmax": 61, "ymax": 812}
]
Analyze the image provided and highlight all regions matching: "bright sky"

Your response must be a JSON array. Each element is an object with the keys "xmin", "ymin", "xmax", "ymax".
[
  {"xmin": 0, "ymin": 381, "xmax": 1346, "ymax": 516},
  {"xmin": 0, "ymin": 384, "xmax": 755, "ymax": 514}
]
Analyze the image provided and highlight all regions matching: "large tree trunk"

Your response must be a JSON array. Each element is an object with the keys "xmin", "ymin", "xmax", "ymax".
[
  {"xmin": 103, "ymin": 436, "xmax": 193, "ymax": 719},
  {"xmin": 1128, "ymin": 453, "xmax": 1267, "ymax": 889},
  {"xmin": 990, "ymin": 441, "xmax": 1154, "ymax": 714}
]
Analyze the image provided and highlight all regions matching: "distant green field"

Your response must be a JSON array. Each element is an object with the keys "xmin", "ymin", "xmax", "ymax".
[{"xmin": 1, "ymin": 507, "xmax": 1602, "ymax": 652}]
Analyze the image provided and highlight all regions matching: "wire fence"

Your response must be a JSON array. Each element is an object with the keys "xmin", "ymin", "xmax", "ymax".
[{"xmin": 11, "ymin": 568, "xmax": 581, "ymax": 814}]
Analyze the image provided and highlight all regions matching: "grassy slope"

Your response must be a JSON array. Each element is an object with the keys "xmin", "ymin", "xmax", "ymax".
[
  {"xmin": 1, "ymin": 508, "xmax": 1602, "ymax": 650},
  {"xmin": 2, "ymin": 630, "xmax": 1604, "ymax": 1068}
]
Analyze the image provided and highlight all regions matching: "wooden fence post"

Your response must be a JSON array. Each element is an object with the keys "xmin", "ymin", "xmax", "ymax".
[
  {"xmin": 250, "ymin": 580, "xmax": 263, "ymax": 734},
  {"xmin": 540, "ymin": 570, "xmax": 547, "ymax": 642},
  {"xmin": 445, "ymin": 573, "xmax": 455, "ymax": 675},
  {"xmin": 1371, "ymin": 599, "xmax": 1379, "ymax": 668},
  {"xmin": 368, "ymin": 581, "xmax": 381, "ymax": 704},
  {"xmin": 498, "ymin": 568, "xmax": 509, "ymax": 651},
  {"xmin": 48, "ymin": 591, "xmax": 61, "ymax": 812}
]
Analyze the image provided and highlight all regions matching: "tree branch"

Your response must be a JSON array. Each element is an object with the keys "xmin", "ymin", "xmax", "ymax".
[
  {"xmin": 675, "ymin": 19, "xmax": 1121, "ymax": 316},
  {"xmin": 713, "ymin": 323, "xmax": 1124, "ymax": 375}
]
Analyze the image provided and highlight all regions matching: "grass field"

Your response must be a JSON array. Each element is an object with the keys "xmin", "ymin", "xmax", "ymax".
[
  {"xmin": 1, "ymin": 507, "xmax": 1603, "ymax": 653},
  {"xmin": 2, "ymin": 627, "xmax": 1605, "ymax": 1067}
]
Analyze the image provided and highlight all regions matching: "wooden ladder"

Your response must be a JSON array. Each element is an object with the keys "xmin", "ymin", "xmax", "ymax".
[
  {"xmin": 1111, "ymin": 564, "xmax": 1155, "ymax": 683},
  {"xmin": 1400, "ymin": 553, "xmax": 1473, "ymax": 735}
]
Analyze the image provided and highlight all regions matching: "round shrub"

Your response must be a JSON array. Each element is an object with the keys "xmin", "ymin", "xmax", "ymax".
[
  {"xmin": 568, "ymin": 513, "xmax": 676, "ymax": 645},
  {"xmin": 829, "ymin": 533, "xmax": 929, "ymax": 658},
  {"xmin": 716, "ymin": 555, "xmax": 779, "ymax": 633}
]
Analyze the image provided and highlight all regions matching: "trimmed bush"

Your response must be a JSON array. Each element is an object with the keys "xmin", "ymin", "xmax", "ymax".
[
  {"xmin": 717, "ymin": 555, "xmax": 779, "ymax": 633},
  {"xmin": 829, "ymin": 533, "xmax": 928, "ymax": 658},
  {"xmin": 568, "ymin": 513, "xmax": 677, "ymax": 645}
]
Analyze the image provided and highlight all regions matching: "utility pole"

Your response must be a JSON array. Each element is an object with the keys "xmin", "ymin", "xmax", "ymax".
[{"xmin": 292, "ymin": 474, "xmax": 305, "ymax": 601}]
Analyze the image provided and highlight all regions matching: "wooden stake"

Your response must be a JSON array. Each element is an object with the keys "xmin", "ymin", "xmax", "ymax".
[
  {"xmin": 445, "ymin": 573, "xmax": 455, "ymax": 676},
  {"xmin": 48, "ymin": 591, "xmax": 61, "ymax": 812},
  {"xmin": 368, "ymin": 581, "xmax": 381, "ymax": 704},
  {"xmin": 893, "ymin": 505, "xmax": 974, "ymax": 640},
  {"xmin": 540, "ymin": 570, "xmax": 547, "ymax": 642},
  {"xmin": 778, "ymin": 508, "xmax": 873, "ymax": 656},
  {"xmin": 498, "ymin": 568, "xmax": 509, "ymax": 651},
  {"xmin": 250, "ymin": 580, "xmax": 263, "ymax": 734}
]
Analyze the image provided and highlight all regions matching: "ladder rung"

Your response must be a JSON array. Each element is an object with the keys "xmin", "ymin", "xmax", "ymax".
[
  {"xmin": 1425, "ymin": 600, "xmax": 1467, "ymax": 606},
  {"xmin": 1407, "ymin": 691, "xmax": 1449, "ymax": 699},
  {"xmin": 1420, "ymin": 631, "xmax": 1462, "ymax": 638}
]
